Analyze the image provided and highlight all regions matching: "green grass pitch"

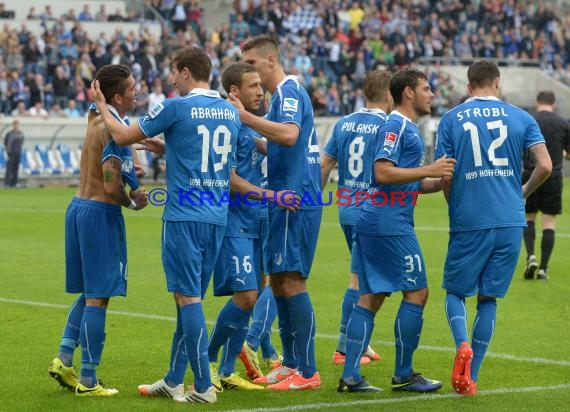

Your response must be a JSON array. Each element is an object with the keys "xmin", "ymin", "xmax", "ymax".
[{"xmin": 1, "ymin": 183, "xmax": 569, "ymax": 411}]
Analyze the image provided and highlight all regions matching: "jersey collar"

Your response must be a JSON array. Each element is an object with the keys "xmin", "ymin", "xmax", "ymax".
[
  {"xmin": 464, "ymin": 96, "xmax": 501, "ymax": 103},
  {"xmin": 189, "ymin": 88, "xmax": 221, "ymax": 98},
  {"xmin": 390, "ymin": 109, "xmax": 413, "ymax": 124}
]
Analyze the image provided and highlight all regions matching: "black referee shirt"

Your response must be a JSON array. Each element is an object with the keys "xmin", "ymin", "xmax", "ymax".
[{"xmin": 524, "ymin": 110, "xmax": 570, "ymax": 171}]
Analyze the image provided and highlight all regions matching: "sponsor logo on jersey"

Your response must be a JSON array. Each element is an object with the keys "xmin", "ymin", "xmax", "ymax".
[
  {"xmin": 282, "ymin": 98, "xmax": 298, "ymax": 112},
  {"xmin": 148, "ymin": 102, "xmax": 164, "ymax": 118},
  {"xmin": 384, "ymin": 132, "xmax": 398, "ymax": 147}
]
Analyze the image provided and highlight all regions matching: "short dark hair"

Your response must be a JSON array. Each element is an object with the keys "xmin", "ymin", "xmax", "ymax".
[
  {"xmin": 221, "ymin": 62, "xmax": 258, "ymax": 94},
  {"xmin": 241, "ymin": 35, "xmax": 281, "ymax": 64},
  {"xmin": 390, "ymin": 69, "xmax": 427, "ymax": 106},
  {"xmin": 363, "ymin": 69, "xmax": 392, "ymax": 103},
  {"xmin": 536, "ymin": 90, "xmax": 555, "ymax": 105},
  {"xmin": 93, "ymin": 64, "xmax": 132, "ymax": 104},
  {"xmin": 171, "ymin": 46, "xmax": 212, "ymax": 83},
  {"xmin": 467, "ymin": 60, "xmax": 500, "ymax": 89}
]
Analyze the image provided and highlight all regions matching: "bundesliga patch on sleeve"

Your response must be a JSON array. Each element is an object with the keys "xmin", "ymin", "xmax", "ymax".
[
  {"xmin": 148, "ymin": 102, "xmax": 164, "ymax": 118},
  {"xmin": 384, "ymin": 132, "xmax": 398, "ymax": 147},
  {"xmin": 282, "ymin": 98, "xmax": 299, "ymax": 112}
]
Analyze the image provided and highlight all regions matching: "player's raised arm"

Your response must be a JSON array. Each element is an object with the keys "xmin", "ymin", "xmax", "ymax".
[{"xmin": 91, "ymin": 80, "xmax": 147, "ymax": 145}]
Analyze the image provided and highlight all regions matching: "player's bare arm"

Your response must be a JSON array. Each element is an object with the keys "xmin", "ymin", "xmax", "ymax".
[
  {"xmin": 522, "ymin": 143, "xmax": 552, "ymax": 198},
  {"xmin": 374, "ymin": 155, "xmax": 456, "ymax": 185},
  {"xmin": 420, "ymin": 177, "xmax": 443, "ymax": 194},
  {"xmin": 91, "ymin": 80, "xmax": 147, "ymax": 145},
  {"xmin": 230, "ymin": 169, "xmax": 300, "ymax": 212},
  {"xmin": 102, "ymin": 157, "xmax": 148, "ymax": 210},
  {"xmin": 137, "ymin": 137, "xmax": 165, "ymax": 155},
  {"xmin": 321, "ymin": 154, "xmax": 337, "ymax": 190},
  {"xmin": 254, "ymin": 137, "xmax": 267, "ymax": 155}
]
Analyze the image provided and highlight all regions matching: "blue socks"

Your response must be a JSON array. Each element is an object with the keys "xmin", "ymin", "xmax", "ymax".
[
  {"xmin": 246, "ymin": 286, "xmax": 277, "ymax": 352},
  {"xmin": 445, "ymin": 293, "xmax": 469, "ymax": 348},
  {"xmin": 208, "ymin": 299, "xmax": 251, "ymax": 364},
  {"xmin": 79, "ymin": 305, "xmax": 106, "ymax": 387},
  {"xmin": 342, "ymin": 305, "xmax": 374, "ymax": 382},
  {"xmin": 394, "ymin": 300, "xmax": 424, "ymax": 380},
  {"xmin": 164, "ymin": 305, "xmax": 188, "ymax": 387},
  {"xmin": 337, "ymin": 288, "xmax": 359, "ymax": 354},
  {"xmin": 287, "ymin": 292, "xmax": 317, "ymax": 378},
  {"xmin": 219, "ymin": 324, "xmax": 249, "ymax": 377},
  {"xmin": 274, "ymin": 295, "xmax": 296, "ymax": 369},
  {"xmin": 58, "ymin": 294, "xmax": 86, "ymax": 366},
  {"xmin": 180, "ymin": 303, "xmax": 210, "ymax": 392},
  {"xmin": 471, "ymin": 299, "xmax": 496, "ymax": 382}
]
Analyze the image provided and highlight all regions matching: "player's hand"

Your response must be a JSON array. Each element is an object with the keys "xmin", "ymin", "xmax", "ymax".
[
  {"xmin": 134, "ymin": 164, "xmax": 146, "ymax": 179},
  {"xmin": 136, "ymin": 137, "xmax": 165, "ymax": 155},
  {"xmin": 228, "ymin": 93, "xmax": 245, "ymax": 111},
  {"xmin": 276, "ymin": 190, "xmax": 301, "ymax": 212},
  {"xmin": 130, "ymin": 188, "xmax": 148, "ymax": 210},
  {"xmin": 90, "ymin": 80, "xmax": 106, "ymax": 108},
  {"xmin": 428, "ymin": 155, "xmax": 456, "ymax": 178}
]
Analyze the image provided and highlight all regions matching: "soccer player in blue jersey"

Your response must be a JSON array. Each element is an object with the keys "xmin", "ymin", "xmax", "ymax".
[
  {"xmin": 229, "ymin": 35, "xmax": 322, "ymax": 390},
  {"xmin": 92, "ymin": 47, "xmax": 241, "ymax": 404},
  {"xmin": 207, "ymin": 62, "xmax": 299, "ymax": 391},
  {"xmin": 435, "ymin": 60, "xmax": 552, "ymax": 395},
  {"xmin": 49, "ymin": 64, "xmax": 148, "ymax": 397},
  {"xmin": 321, "ymin": 69, "xmax": 392, "ymax": 366},
  {"xmin": 339, "ymin": 69, "xmax": 456, "ymax": 393}
]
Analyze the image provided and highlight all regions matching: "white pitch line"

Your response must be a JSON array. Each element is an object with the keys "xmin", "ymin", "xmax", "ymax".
[
  {"xmin": 223, "ymin": 383, "xmax": 570, "ymax": 412},
  {"xmin": 2, "ymin": 297, "xmax": 570, "ymax": 368},
  {"xmin": 4, "ymin": 207, "xmax": 570, "ymax": 237}
]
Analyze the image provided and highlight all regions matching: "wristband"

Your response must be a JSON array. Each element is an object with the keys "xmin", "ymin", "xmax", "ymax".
[{"xmin": 127, "ymin": 199, "xmax": 137, "ymax": 210}]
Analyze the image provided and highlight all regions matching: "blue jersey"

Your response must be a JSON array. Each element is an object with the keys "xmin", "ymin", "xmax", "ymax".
[
  {"xmin": 266, "ymin": 75, "xmax": 321, "ymax": 210},
  {"xmin": 93, "ymin": 103, "xmax": 139, "ymax": 190},
  {"xmin": 138, "ymin": 88, "xmax": 240, "ymax": 224},
  {"xmin": 324, "ymin": 108, "xmax": 387, "ymax": 225},
  {"xmin": 259, "ymin": 138, "xmax": 268, "ymax": 221},
  {"xmin": 358, "ymin": 110, "xmax": 424, "ymax": 235},
  {"xmin": 435, "ymin": 96, "xmax": 545, "ymax": 232},
  {"xmin": 226, "ymin": 125, "xmax": 265, "ymax": 238}
]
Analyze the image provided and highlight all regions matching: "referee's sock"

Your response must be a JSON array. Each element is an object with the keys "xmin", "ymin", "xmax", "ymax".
[{"xmin": 540, "ymin": 229, "xmax": 555, "ymax": 270}]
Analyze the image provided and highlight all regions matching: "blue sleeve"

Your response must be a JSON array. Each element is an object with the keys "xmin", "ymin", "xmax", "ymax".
[
  {"xmin": 137, "ymin": 99, "xmax": 175, "ymax": 138},
  {"xmin": 274, "ymin": 84, "xmax": 302, "ymax": 128},
  {"xmin": 102, "ymin": 139, "xmax": 121, "ymax": 164},
  {"xmin": 121, "ymin": 146, "xmax": 140, "ymax": 190},
  {"xmin": 375, "ymin": 119, "xmax": 404, "ymax": 166},
  {"xmin": 323, "ymin": 124, "xmax": 339, "ymax": 159},
  {"xmin": 523, "ymin": 113, "xmax": 545, "ymax": 150},
  {"xmin": 435, "ymin": 115, "xmax": 454, "ymax": 159}
]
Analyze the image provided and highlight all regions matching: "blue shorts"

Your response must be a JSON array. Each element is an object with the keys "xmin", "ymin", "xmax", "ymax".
[
  {"xmin": 162, "ymin": 221, "xmax": 225, "ymax": 298},
  {"xmin": 356, "ymin": 232, "xmax": 427, "ymax": 295},
  {"xmin": 340, "ymin": 224, "xmax": 355, "ymax": 252},
  {"xmin": 269, "ymin": 209, "xmax": 322, "ymax": 277},
  {"xmin": 65, "ymin": 197, "xmax": 127, "ymax": 298},
  {"xmin": 260, "ymin": 218, "xmax": 270, "ymax": 274},
  {"xmin": 213, "ymin": 236, "xmax": 261, "ymax": 296},
  {"xmin": 443, "ymin": 227, "xmax": 523, "ymax": 298}
]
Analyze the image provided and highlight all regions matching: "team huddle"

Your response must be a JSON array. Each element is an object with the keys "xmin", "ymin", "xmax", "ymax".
[{"xmin": 46, "ymin": 35, "xmax": 553, "ymax": 403}]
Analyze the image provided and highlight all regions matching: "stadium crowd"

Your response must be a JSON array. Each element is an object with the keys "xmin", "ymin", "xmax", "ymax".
[{"xmin": 0, "ymin": 0, "xmax": 569, "ymax": 118}]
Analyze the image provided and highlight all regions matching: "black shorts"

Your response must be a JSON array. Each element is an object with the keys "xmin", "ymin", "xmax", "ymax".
[{"xmin": 522, "ymin": 170, "xmax": 563, "ymax": 215}]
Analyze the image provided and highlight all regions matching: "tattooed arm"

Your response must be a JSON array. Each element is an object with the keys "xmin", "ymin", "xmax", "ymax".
[{"xmin": 102, "ymin": 156, "xmax": 134, "ymax": 207}]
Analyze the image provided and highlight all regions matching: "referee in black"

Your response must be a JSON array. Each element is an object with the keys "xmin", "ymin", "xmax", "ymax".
[{"xmin": 523, "ymin": 91, "xmax": 570, "ymax": 280}]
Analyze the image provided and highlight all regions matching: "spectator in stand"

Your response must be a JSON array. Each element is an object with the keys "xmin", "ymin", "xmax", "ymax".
[
  {"xmin": 11, "ymin": 101, "xmax": 28, "ymax": 116},
  {"xmin": 148, "ymin": 80, "xmax": 166, "ymax": 110},
  {"xmin": 49, "ymin": 103, "xmax": 67, "ymax": 117},
  {"xmin": 64, "ymin": 99, "xmax": 81, "ymax": 118},
  {"xmin": 29, "ymin": 101, "xmax": 48, "ymax": 117},
  {"xmin": 78, "ymin": 4, "xmax": 93, "ymax": 22},
  {"xmin": 0, "ymin": 70, "xmax": 9, "ymax": 115},
  {"xmin": 95, "ymin": 4, "xmax": 108, "ymax": 22}
]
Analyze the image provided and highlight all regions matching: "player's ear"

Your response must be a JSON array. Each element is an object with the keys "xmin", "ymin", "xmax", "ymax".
[{"xmin": 229, "ymin": 84, "xmax": 239, "ymax": 97}]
